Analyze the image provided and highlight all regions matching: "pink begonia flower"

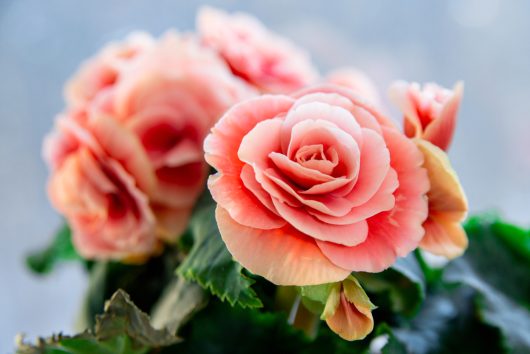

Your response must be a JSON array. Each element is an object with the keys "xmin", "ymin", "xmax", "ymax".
[
  {"xmin": 205, "ymin": 84, "xmax": 430, "ymax": 286},
  {"xmin": 326, "ymin": 68, "xmax": 381, "ymax": 105},
  {"xmin": 389, "ymin": 81, "xmax": 464, "ymax": 151},
  {"xmin": 104, "ymin": 32, "xmax": 255, "ymax": 240},
  {"xmin": 197, "ymin": 6, "xmax": 319, "ymax": 94},
  {"xmin": 44, "ymin": 115, "xmax": 158, "ymax": 261},
  {"xmin": 45, "ymin": 31, "xmax": 255, "ymax": 259}
]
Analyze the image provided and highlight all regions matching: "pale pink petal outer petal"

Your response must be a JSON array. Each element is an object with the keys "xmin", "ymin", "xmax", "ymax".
[
  {"xmin": 282, "ymin": 101, "xmax": 363, "ymax": 150},
  {"xmin": 204, "ymin": 96, "xmax": 294, "ymax": 230},
  {"xmin": 317, "ymin": 128, "xmax": 429, "ymax": 272},
  {"xmin": 216, "ymin": 206, "xmax": 350, "ymax": 286},
  {"xmin": 422, "ymin": 82, "xmax": 464, "ymax": 151},
  {"xmin": 204, "ymin": 95, "xmax": 295, "ymax": 175},
  {"xmin": 325, "ymin": 68, "xmax": 381, "ymax": 105},
  {"xmin": 388, "ymin": 80, "xmax": 423, "ymax": 138},
  {"xmin": 208, "ymin": 173, "xmax": 286, "ymax": 230},
  {"xmin": 294, "ymin": 84, "xmax": 397, "ymax": 130}
]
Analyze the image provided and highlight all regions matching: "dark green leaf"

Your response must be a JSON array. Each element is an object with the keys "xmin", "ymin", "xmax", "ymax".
[
  {"xmin": 164, "ymin": 297, "xmax": 370, "ymax": 354},
  {"xmin": 177, "ymin": 203, "xmax": 262, "ymax": 309},
  {"xmin": 457, "ymin": 216, "xmax": 530, "ymax": 308},
  {"xmin": 375, "ymin": 323, "xmax": 408, "ymax": 354},
  {"xmin": 16, "ymin": 290, "xmax": 179, "ymax": 354},
  {"xmin": 77, "ymin": 248, "xmax": 180, "ymax": 329},
  {"xmin": 443, "ymin": 216, "xmax": 530, "ymax": 353},
  {"xmin": 390, "ymin": 288, "xmax": 505, "ymax": 354},
  {"xmin": 26, "ymin": 224, "xmax": 82, "ymax": 274},
  {"xmin": 356, "ymin": 254, "xmax": 426, "ymax": 317}
]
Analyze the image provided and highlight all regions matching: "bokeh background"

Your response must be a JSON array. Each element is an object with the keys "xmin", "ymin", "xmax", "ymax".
[{"xmin": 1, "ymin": 0, "xmax": 529, "ymax": 351}]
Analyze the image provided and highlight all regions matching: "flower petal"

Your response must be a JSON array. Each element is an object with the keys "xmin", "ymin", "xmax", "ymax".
[
  {"xmin": 388, "ymin": 80, "xmax": 422, "ymax": 138},
  {"xmin": 421, "ymin": 213, "xmax": 468, "ymax": 258},
  {"xmin": 216, "ymin": 206, "xmax": 350, "ymax": 285},
  {"xmin": 208, "ymin": 173, "xmax": 286, "ymax": 230},
  {"xmin": 325, "ymin": 292, "xmax": 374, "ymax": 341},
  {"xmin": 416, "ymin": 139, "xmax": 468, "ymax": 258},
  {"xmin": 423, "ymin": 82, "xmax": 463, "ymax": 151},
  {"xmin": 204, "ymin": 95, "xmax": 294, "ymax": 175},
  {"xmin": 317, "ymin": 128, "xmax": 429, "ymax": 272},
  {"xmin": 273, "ymin": 199, "xmax": 369, "ymax": 247},
  {"xmin": 346, "ymin": 129, "xmax": 390, "ymax": 206}
]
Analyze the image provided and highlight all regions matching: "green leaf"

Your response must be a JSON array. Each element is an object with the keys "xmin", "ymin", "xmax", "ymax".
[
  {"xmin": 165, "ymin": 297, "xmax": 371, "ymax": 354},
  {"xmin": 443, "ymin": 216, "xmax": 530, "ymax": 353},
  {"xmin": 177, "ymin": 203, "xmax": 263, "ymax": 309},
  {"xmin": 16, "ymin": 290, "xmax": 179, "ymax": 354},
  {"xmin": 26, "ymin": 224, "xmax": 82, "ymax": 274},
  {"xmin": 356, "ymin": 254, "xmax": 426, "ymax": 317},
  {"xmin": 150, "ymin": 276, "xmax": 208, "ymax": 334},
  {"xmin": 385, "ymin": 288, "xmax": 505, "ymax": 354}
]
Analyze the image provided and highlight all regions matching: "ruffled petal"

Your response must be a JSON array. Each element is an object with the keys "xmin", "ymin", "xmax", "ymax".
[
  {"xmin": 208, "ymin": 173, "xmax": 286, "ymax": 230},
  {"xmin": 346, "ymin": 129, "xmax": 390, "ymax": 206},
  {"xmin": 318, "ymin": 128, "xmax": 429, "ymax": 272},
  {"xmin": 273, "ymin": 199, "xmax": 369, "ymax": 247},
  {"xmin": 204, "ymin": 95, "xmax": 294, "ymax": 175},
  {"xmin": 216, "ymin": 206, "xmax": 350, "ymax": 285}
]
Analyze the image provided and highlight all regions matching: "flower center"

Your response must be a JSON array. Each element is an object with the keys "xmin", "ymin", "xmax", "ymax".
[{"xmin": 294, "ymin": 144, "xmax": 339, "ymax": 176}]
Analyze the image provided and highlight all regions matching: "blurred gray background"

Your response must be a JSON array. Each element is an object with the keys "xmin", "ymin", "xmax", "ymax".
[{"xmin": 1, "ymin": 0, "xmax": 529, "ymax": 351}]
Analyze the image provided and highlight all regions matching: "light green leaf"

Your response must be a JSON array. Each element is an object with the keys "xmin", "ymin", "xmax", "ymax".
[
  {"xmin": 26, "ymin": 224, "xmax": 82, "ymax": 275},
  {"xmin": 177, "ymin": 203, "xmax": 263, "ymax": 309}
]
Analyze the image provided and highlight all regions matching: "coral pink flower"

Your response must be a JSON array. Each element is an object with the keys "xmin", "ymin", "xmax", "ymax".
[
  {"xmin": 205, "ymin": 84, "xmax": 430, "ymax": 286},
  {"xmin": 197, "ymin": 6, "xmax": 318, "ymax": 94},
  {"xmin": 326, "ymin": 68, "xmax": 381, "ymax": 105},
  {"xmin": 45, "ymin": 115, "xmax": 158, "ymax": 260},
  {"xmin": 103, "ymin": 32, "xmax": 255, "ymax": 240},
  {"xmin": 389, "ymin": 81, "xmax": 464, "ymax": 151},
  {"xmin": 59, "ymin": 32, "xmax": 254, "ymax": 245}
]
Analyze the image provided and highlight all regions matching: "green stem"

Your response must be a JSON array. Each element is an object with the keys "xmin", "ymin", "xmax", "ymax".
[{"xmin": 275, "ymin": 286, "xmax": 319, "ymax": 338}]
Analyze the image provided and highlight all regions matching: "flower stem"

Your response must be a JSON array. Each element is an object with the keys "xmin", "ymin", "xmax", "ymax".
[{"xmin": 275, "ymin": 286, "xmax": 319, "ymax": 338}]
